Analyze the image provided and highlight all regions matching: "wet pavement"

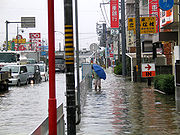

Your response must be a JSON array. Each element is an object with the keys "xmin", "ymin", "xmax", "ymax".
[
  {"xmin": 0, "ymin": 73, "xmax": 66, "ymax": 135},
  {"xmin": 1, "ymin": 68, "xmax": 180, "ymax": 135},
  {"xmin": 77, "ymin": 69, "xmax": 180, "ymax": 135}
]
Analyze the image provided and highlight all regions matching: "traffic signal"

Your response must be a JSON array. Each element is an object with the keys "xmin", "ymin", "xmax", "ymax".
[{"xmin": 152, "ymin": 43, "xmax": 157, "ymax": 59}]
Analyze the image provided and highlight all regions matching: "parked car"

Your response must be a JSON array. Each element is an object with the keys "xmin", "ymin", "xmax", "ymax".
[
  {"xmin": 36, "ymin": 63, "xmax": 49, "ymax": 82},
  {"xmin": 1, "ymin": 65, "xmax": 29, "ymax": 86},
  {"xmin": 26, "ymin": 64, "xmax": 41, "ymax": 84}
]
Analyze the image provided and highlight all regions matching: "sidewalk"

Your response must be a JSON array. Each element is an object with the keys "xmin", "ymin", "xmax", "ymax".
[
  {"xmin": 77, "ymin": 68, "xmax": 133, "ymax": 135},
  {"xmin": 77, "ymin": 68, "xmax": 180, "ymax": 135}
]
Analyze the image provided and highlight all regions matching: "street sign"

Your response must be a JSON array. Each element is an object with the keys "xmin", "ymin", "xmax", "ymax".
[
  {"xmin": 90, "ymin": 43, "xmax": 98, "ymax": 52},
  {"xmin": 159, "ymin": 0, "xmax": 174, "ymax": 11},
  {"xmin": 142, "ymin": 63, "xmax": 156, "ymax": 78},
  {"xmin": 21, "ymin": 17, "xmax": 35, "ymax": 28},
  {"xmin": 41, "ymin": 51, "xmax": 48, "ymax": 56},
  {"xmin": 110, "ymin": 28, "xmax": 119, "ymax": 35},
  {"xmin": 128, "ymin": 17, "xmax": 156, "ymax": 34}
]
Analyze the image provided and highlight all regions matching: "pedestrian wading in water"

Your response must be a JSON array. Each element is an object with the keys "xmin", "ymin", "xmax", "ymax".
[{"xmin": 92, "ymin": 66, "xmax": 101, "ymax": 91}]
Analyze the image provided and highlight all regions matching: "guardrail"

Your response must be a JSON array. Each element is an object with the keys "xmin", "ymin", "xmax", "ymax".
[
  {"xmin": 31, "ymin": 63, "xmax": 92, "ymax": 134},
  {"xmin": 31, "ymin": 104, "xmax": 65, "ymax": 135},
  {"xmin": 80, "ymin": 63, "xmax": 92, "ymax": 111}
]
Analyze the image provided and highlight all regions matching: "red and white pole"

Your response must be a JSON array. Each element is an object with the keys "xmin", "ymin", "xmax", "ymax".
[{"xmin": 48, "ymin": 0, "xmax": 57, "ymax": 135}]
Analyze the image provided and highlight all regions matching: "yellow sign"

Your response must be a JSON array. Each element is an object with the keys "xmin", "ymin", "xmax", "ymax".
[
  {"xmin": 128, "ymin": 17, "xmax": 156, "ymax": 34},
  {"xmin": 12, "ymin": 38, "xmax": 26, "ymax": 44}
]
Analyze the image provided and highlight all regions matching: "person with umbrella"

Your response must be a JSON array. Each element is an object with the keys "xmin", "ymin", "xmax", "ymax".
[{"xmin": 92, "ymin": 64, "xmax": 106, "ymax": 91}]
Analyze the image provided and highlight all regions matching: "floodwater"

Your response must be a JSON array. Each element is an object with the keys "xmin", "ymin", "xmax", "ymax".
[
  {"xmin": 0, "ymin": 73, "xmax": 66, "ymax": 135},
  {"xmin": 1, "ymin": 69, "xmax": 180, "ymax": 135},
  {"xmin": 77, "ymin": 71, "xmax": 180, "ymax": 135}
]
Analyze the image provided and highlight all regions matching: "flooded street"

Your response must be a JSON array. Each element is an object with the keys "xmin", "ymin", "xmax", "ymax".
[
  {"xmin": 0, "ymin": 70, "xmax": 180, "ymax": 135},
  {"xmin": 77, "ymin": 72, "xmax": 180, "ymax": 135},
  {"xmin": 0, "ymin": 73, "xmax": 66, "ymax": 135}
]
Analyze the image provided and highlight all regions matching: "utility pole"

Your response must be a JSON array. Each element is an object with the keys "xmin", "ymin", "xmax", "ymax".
[
  {"xmin": 102, "ymin": 23, "xmax": 108, "ymax": 68},
  {"xmin": 5, "ymin": 21, "xmax": 9, "ymax": 51},
  {"xmin": 17, "ymin": 25, "xmax": 19, "ymax": 51},
  {"xmin": 121, "ymin": 0, "xmax": 126, "ymax": 76},
  {"xmin": 135, "ymin": 0, "xmax": 141, "ymax": 82},
  {"xmin": 179, "ymin": 1, "xmax": 180, "ymax": 60},
  {"xmin": 64, "ymin": 0, "xmax": 76, "ymax": 134},
  {"xmin": 75, "ymin": 0, "xmax": 81, "ymax": 124}
]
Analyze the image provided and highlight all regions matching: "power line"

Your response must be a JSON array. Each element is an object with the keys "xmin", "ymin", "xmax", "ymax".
[
  {"xmin": 102, "ymin": 0, "xmax": 110, "ymax": 25},
  {"xmin": 100, "ymin": 1, "xmax": 110, "ymax": 27}
]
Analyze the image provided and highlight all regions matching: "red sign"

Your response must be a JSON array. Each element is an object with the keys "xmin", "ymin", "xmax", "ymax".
[
  {"xmin": 29, "ymin": 33, "xmax": 41, "ymax": 51},
  {"xmin": 142, "ymin": 63, "xmax": 156, "ymax": 78},
  {"xmin": 160, "ymin": 9, "xmax": 173, "ymax": 29},
  {"xmin": 29, "ymin": 33, "xmax": 41, "ymax": 38},
  {"xmin": 110, "ymin": 0, "xmax": 119, "ymax": 28},
  {"xmin": 149, "ymin": 0, "xmax": 160, "ymax": 33}
]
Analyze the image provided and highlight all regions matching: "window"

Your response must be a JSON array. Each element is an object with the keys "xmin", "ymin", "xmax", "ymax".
[{"xmin": 20, "ymin": 66, "xmax": 27, "ymax": 73}]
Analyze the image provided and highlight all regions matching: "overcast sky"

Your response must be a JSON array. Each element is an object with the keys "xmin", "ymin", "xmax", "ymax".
[{"xmin": 0, "ymin": 0, "xmax": 110, "ymax": 50}]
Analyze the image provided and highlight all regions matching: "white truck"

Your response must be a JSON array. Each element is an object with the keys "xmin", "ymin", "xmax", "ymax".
[
  {"xmin": 0, "ymin": 51, "xmax": 20, "ymax": 69},
  {"xmin": 55, "ymin": 51, "xmax": 65, "ymax": 72},
  {"xmin": 18, "ymin": 51, "xmax": 41, "ymax": 64},
  {"xmin": 0, "ymin": 51, "xmax": 41, "ymax": 67}
]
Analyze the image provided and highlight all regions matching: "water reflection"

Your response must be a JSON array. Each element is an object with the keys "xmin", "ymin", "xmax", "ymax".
[
  {"xmin": 0, "ymin": 73, "xmax": 66, "ymax": 135},
  {"xmin": 77, "ymin": 73, "xmax": 180, "ymax": 135}
]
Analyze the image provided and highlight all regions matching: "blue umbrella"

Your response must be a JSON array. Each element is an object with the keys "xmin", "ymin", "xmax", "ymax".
[{"xmin": 92, "ymin": 64, "xmax": 106, "ymax": 80}]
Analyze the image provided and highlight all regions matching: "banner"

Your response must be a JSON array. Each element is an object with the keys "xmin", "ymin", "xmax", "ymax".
[
  {"xmin": 110, "ymin": 0, "xmax": 119, "ymax": 28},
  {"xmin": 149, "ymin": 0, "xmax": 160, "ymax": 33}
]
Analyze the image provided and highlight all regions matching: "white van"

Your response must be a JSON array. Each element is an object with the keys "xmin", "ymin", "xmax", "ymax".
[{"xmin": 1, "ymin": 65, "xmax": 29, "ymax": 86}]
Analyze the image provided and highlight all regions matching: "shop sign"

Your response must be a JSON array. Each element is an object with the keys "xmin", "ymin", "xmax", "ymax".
[
  {"xmin": 149, "ymin": 0, "xmax": 160, "ymax": 33},
  {"xmin": 128, "ymin": 17, "xmax": 156, "ymax": 34},
  {"xmin": 110, "ymin": 0, "xmax": 119, "ymax": 28}
]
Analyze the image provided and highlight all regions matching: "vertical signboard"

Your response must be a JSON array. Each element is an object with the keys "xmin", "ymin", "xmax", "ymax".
[
  {"xmin": 110, "ymin": 0, "xmax": 119, "ymax": 28},
  {"xmin": 29, "ymin": 33, "xmax": 41, "ymax": 51},
  {"xmin": 149, "ymin": 0, "xmax": 160, "ymax": 33},
  {"xmin": 160, "ymin": 8, "xmax": 173, "ymax": 29},
  {"xmin": 126, "ymin": 30, "xmax": 135, "ymax": 47}
]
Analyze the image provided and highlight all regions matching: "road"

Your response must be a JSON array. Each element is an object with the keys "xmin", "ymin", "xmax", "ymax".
[{"xmin": 0, "ymin": 73, "xmax": 66, "ymax": 135}]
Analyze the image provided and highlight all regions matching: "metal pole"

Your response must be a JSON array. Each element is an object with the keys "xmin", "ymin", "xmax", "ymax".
[
  {"xmin": 17, "ymin": 24, "xmax": 19, "ymax": 51},
  {"xmin": 5, "ymin": 21, "xmax": 9, "ymax": 51},
  {"xmin": 179, "ymin": 1, "xmax": 180, "ymax": 60},
  {"xmin": 135, "ymin": 0, "xmax": 141, "ymax": 82},
  {"xmin": 118, "ymin": 39, "xmax": 120, "ymax": 64},
  {"xmin": 75, "ymin": 0, "xmax": 81, "ymax": 124},
  {"xmin": 64, "ymin": 0, "xmax": 76, "ymax": 134},
  {"xmin": 48, "ymin": 0, "xmax": 57, "ymax": 134},
  {"xmin": 121, "ymin": 0, "xmax": 126, "ymax": 76}
]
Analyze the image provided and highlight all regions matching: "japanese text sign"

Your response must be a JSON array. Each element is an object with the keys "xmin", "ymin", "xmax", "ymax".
[
  {"xmin": 29, "ymin": 33, "xmax": 41, "ymax": 51},
  {"xmin": 128, "ymin": 17, "xmax": 156, "ymax": 34},
  {"xmin": 149, "ymin": 0, "xmax": 160, "ymax": 33},
  {"xmin": 110, "ymin": 0, "xmax": 119, "ymax": 28}
]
